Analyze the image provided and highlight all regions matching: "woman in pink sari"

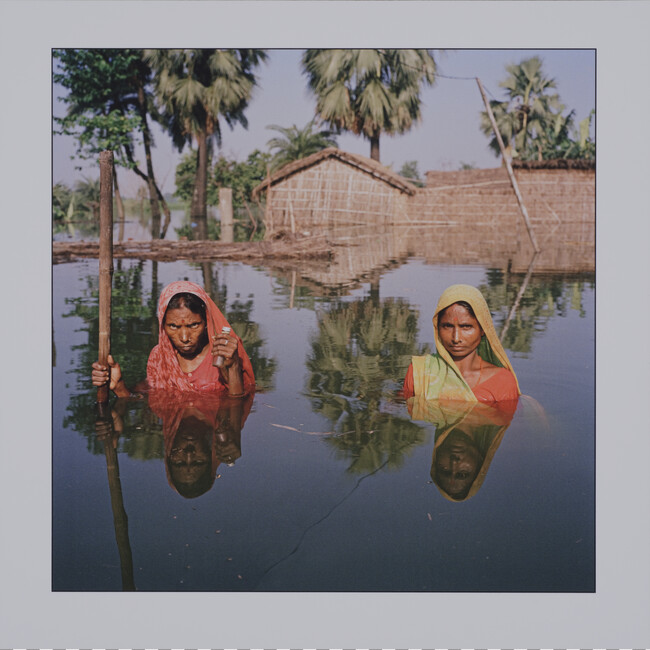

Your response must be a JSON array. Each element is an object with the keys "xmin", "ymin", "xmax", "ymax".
[{"xmin": 92, "ymin": 281, "xmax": 255, "ymax": 398}]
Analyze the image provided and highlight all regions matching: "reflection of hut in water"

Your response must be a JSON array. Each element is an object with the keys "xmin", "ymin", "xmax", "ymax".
[{"xmin": 251, "ymin": 147, "xmax": 417, "ymax": 233}]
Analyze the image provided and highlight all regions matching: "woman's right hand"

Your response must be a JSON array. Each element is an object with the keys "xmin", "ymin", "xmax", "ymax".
[{"xmin": 92, "ymin": 355, "xmax": 122, "ymax": 391}]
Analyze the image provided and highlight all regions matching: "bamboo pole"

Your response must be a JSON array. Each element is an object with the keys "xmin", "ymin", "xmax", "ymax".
[
  {"xmin": 102, "ymin": 431, "xmax": 136, "ymax": 590},
  {"xmin": 476, "ymin": 77, "xmax": 540, "ymax": 253},
  {"xmin": 97, "ymin": 150, "xmax": 114, "ymax": 404},
  {"xmin": 500, "ymin": 251, "xmax": 539, "ymax": 341}
]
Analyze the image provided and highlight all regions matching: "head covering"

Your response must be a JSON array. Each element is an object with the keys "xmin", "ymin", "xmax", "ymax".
[
  {"xmin": 408, "ymin": 397, "xmax": 514, "ymax": 501},
  {"xmin": 146, "ymin": 281, "xmax": 255, "ymax": 393},
  {"xmin": 432, "ymin": 284, "xmax": 521, "ymax": 395}
]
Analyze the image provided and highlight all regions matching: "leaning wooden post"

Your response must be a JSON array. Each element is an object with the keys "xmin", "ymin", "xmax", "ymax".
[
  {"xmin": 97, "ymin": 150, "xmax": 114, "ymax": 405},
  {"xmin": 476, "ymin": 77, "xmax": 540, "ymax": 253}
]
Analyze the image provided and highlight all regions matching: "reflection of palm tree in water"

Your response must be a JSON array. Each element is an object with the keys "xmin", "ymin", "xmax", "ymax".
[
  {"xmin": 201, "ymin": 261, "xmax": 277, "ymax": 391},
  {"xmin": 478, "ymin": 267, "xmax": 592, "ymax": 355},
  {"xmin": 307, "ymin": 295, "xmax": 432, "ymax": 472}
]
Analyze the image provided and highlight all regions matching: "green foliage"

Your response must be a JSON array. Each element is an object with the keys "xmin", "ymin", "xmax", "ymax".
[
  {"xmin": 478, "ymin": 271, "xmax": 594, "ymax": 355},
  {"xmin": 212, "ymin": 149, "xmax": 273, "ymax": 209},
  {"xmin": 174, "ymin": 152, "xmax": 203, "ymax": 203},
  {"xmin": 174, "ymin": 148, "xmax": 271, "ymax": 240},
  {"xmin": 306, "ymin": 294, "xmax": 432, "ymax": 473},
  {"xmin": 174, "ymin": 217, "xmax": 221, "ymax": 241},
  {"xmin": 302, "ymin": 49, "xmax": 437, "ymax": 161},
  {"xmin": 537, "ymin": 109, "xmax": 596, "ymax": 160},
  {"xmin": 53, "ymin": 49, "xmax": 147, "ymax": 169},
  {"xmin": 480, "ymin": 56, "xmax": 594, "ymax": 161},
  {"xmin": 398, "ymin": 160, "xmax": 424, "ymax": 186},
  {"xmin": 72, "ymin": 176, "xmax": 101, "ymax": 220},
  {"xmin": 144, "ymin": 49, "xmax": 268, "ymax": 150},
  {"xmin": 225, "ymin": 297, "xmax": 277, "ymax": 391},
  {"xmin": 266, "ymin": 119, "xmax": 338, "ymax": 171},
  {"xmin": 53, "ymin": 183, "xmax": 73, "ymax": 221}
]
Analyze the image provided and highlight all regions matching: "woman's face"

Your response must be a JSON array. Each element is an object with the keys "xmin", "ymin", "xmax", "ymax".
[
  {"xmin": 433, "ymin": 429, "xmax": 482, "ymax": 499},
  {"xmin": 437, "ymin": 303, "xmax": 484, "ymax": 361},
  {"xmin": 163, "ymin": 306, "xmax": 208, "ymax": 358}
]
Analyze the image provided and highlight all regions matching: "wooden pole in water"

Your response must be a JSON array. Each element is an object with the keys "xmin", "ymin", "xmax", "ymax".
[
  {"xmin": 476, "ymin": 77, "xmax": 540, "ymax": 253},
  {"xmin": 97, "ymin": 150, "xmax": 114, "ymax": 404}
]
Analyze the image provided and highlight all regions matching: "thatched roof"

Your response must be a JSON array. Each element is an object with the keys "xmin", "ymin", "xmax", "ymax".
[
  {"xmin": 252, "ymin": 147, "xmax": 418, "ymax": 199},
  {"xmin": 511, "ymin": 158, "xmax": 595, "ymax": 170}
]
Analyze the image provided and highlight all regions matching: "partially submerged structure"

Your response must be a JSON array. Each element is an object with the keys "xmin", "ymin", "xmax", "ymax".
[
  {"xmin": 251, "ymin": 147, "xmax": 418, "ymax": 233},
  {"xmin": 251, "ymin": 149, "xmax": 595, "ymax": 284},
  {"xmin": 253, "ymin": 147, "xmax": 595, "ymax": 232}
]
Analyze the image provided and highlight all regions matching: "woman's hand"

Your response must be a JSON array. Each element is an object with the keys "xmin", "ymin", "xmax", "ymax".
[
  {"xmin": 91, "ymin": 355, "xmax": 123, "ymax": 392},
  {"xmin": 212, "ymin": 333, "xmax": 245, "ymax": 396},
  {"xmin": 212, "ymin": 333, "xmax": 240, "ymax": 369}
]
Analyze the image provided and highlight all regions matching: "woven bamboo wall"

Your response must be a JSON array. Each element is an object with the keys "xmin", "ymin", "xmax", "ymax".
[
  {"xmin": 265, "ymin": 158, "xmax": 409, "ymax": 232},
  {"xmin": 414, "ymin": 167, "xmax": 594, "ymax": 226}
]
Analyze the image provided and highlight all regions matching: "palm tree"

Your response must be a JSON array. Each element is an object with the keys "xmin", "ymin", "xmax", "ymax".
[
  {"xmin": 480, "ymin": 56, "xmax": 564, "ymax": 161},
  {"xmin": 145, "ymin": 49, "xmax": 267, "ymax": 239},
  {"xmin": 266, "ymin": 119, "xmax": 338, "ymax": 171},
  {"xmin": 302, "ymin": 49, "xmax": 437, "ymax": 162}
]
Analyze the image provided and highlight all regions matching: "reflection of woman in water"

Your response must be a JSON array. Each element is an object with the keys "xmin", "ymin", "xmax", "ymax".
[
  {"xmin": 403, "ymin": 284, "xmax": 519, "ymax": 403},
  {"xmin": 149, "ymin": 390, "xmax": 254, "ymax": 498},
  {"xmin": 409, "ymin": 398, "xmax": 515, "ymax": 501},
  {"xmin": 92, "ymin": 281, "xmax": 255, "ymax": 398}
]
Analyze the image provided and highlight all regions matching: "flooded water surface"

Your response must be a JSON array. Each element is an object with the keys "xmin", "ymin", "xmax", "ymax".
[{"xmin": 52, "ymin": 234, "xmax": 595, "ymax": 592}]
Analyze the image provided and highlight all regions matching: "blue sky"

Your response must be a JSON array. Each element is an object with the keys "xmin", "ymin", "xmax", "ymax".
[{"xmin": 53, "ymin": 48, "xmax": 595, "ymax": 196}]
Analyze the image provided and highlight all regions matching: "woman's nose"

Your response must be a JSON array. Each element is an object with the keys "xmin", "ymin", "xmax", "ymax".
[
  {"xmin": 179, "ymin": 327, "xmax": 190, "ymax": 341},
  {"xmin": 451, "ymin": 326, "xmax": 461, "ymax": 342}
]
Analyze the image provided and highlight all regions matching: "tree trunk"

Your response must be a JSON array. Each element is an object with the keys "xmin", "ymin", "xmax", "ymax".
[
  {"xmin": 113, "ymin": 166, "xmax": 126, "ymax": 243},
  {"xmin": 123, "ymin": 142, "xmax": 171, "ymax": 239},
  {"xmin": 136, "ymin": 79, "xmax": 161, "ymax": 239},
  {"xmin": 370, "ymin": 132, "xmax": 380, "ymax": 162},
  {"xmin": 192, "ymin": 131, "xmax": 209, "ymax": 240}
]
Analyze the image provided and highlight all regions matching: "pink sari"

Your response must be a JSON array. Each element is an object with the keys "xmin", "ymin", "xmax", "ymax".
[{"xmin": 146, "ymin": 281, "xmax": 255, "ymax": 393}]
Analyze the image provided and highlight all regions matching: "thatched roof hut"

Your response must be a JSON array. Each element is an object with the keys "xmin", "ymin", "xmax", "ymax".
[{"xmin": 252, "ymin": 147, "xmax": 417, "ymax": 233}]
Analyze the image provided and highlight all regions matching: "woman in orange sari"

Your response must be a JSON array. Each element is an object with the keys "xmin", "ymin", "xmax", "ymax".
[
  {"xmin": 92, "ymin": 281, "xmax": 255, "ymax": 398},
  {"xmin": 403, "ymin": 284, "xmax": 519, "ymax": 404}
]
